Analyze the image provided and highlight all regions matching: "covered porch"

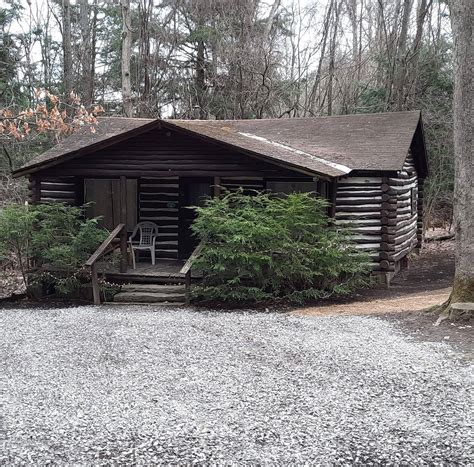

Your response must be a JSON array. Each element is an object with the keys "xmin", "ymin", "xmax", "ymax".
[{"xmin": 80, "ymin": 174, "xmax": 330, "ymax": 273}]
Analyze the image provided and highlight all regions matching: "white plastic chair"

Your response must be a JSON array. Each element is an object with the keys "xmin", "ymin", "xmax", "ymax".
[{"xmin": 128, "ymin": 222, "xmax": 158, "ymax": 269}]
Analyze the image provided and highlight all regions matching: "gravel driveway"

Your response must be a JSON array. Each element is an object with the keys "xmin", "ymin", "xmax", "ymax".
[{"xmin": 2, "ymin": 306, "xmax": 473, "ymax": 465}]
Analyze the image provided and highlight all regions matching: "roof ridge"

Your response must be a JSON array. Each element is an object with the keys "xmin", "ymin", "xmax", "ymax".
[{"xmin": 164, "ymin": 110, "xmax": 421, "ymax": 123}]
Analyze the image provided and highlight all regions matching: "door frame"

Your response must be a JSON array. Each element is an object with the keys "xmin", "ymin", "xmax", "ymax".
[{"xmin": 178, "ymin": 177, "xmax": 213, "ymax": 259}]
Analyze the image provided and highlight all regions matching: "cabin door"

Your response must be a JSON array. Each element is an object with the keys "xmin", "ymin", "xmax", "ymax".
[{"xmin": 178, "ymin": 178, "xmax": 212, "ymax": 259}]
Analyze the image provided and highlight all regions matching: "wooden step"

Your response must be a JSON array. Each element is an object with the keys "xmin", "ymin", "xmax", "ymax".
[
  {"xmin": 105, "ymin": 301, "xmax": 186, "ymax": 307},
  {"xmin": 106, "ymin": 273, "xmax": 186, "ymax": 285},
  {"xmin": 113, "ymin": 282, "xmax": 187, "ymax": 304},
  {"xmin": 120, "ymin": 284, "xmax": 185, "ymax": 294},
  {"xmin": 114, "ymin": 291, "xmax": 185, "ymax": 303}
]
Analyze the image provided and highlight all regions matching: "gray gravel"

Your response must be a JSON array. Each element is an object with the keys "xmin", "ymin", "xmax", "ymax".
[{"xmin": 2, "ymin": 306, "xmax": 473, "ymax": 465}]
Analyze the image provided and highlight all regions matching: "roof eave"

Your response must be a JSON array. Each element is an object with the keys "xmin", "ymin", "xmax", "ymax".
[{"xmin": 408, "ymin": 111, "xmax": 428, "ymax": 178}]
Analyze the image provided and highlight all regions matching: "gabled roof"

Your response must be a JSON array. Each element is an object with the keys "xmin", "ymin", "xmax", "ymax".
[{"xmin": 13, "ymin": 111, "xmax": 427, "ymax": 178}]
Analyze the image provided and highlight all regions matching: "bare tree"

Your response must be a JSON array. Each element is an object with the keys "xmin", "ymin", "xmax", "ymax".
[
  {"xmin": 79, "ymin": 0, "xmax": 95, "ymax": 107},
  {"xmin": 393, "ymin": 0, "xmax": 413, "ymax": 109},
  {"xmin": 62, "ymin": 0, "xmax": 73, "ymax": 98},
  {"xmin": 308, "ymin": 0, "xmax": 335, "ymax": 114},
  {"xmin": 121, "ymin": 0, "xmax": 133, "ymax": 117},
  {"xmin": 327, "ymin": 1, "xmax": 342, "ymax": 115}
]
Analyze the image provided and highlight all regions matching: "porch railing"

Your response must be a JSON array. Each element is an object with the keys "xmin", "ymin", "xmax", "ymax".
[
  {"xmin": 85, "ymin": 223, "xmax": 126, "ymax": 305},
  {"xmin": 179, "ymin": 241, "xmax": 205, "ymax": 304}
]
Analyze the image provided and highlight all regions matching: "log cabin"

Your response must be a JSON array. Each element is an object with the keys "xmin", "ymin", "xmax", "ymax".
[{"xmin": 13, "ymin": 110, "xmax": 428, "ymax": 303}]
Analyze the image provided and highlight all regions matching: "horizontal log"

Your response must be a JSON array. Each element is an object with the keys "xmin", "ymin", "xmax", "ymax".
[
  {"xmin": 138, "ymin": 218, "xmax": 179, "ymax": 227},
  {"xmin": 396, "ymin": 212, "xmax": 414, "ymax": 222},
  {"xmin": 336, "ymin": 197, "xmax": 383, "ymax": 205},
  {"xmin": 41, "ymin": 181, "xmax": 75, "ymax": 188},
  {"xmin": 338, "ymin": 177, "xmax": 382, "ymax": 184},
  {"xmin": 40, "ymin": 198, "xmax": 75, "ymax": 204},
  {"xmin": 140, "ymin": 210, "xmax": 179, "ymax": 218},
  {"xmin": 396, "ymin": 218, "xmax": 417, "ymax": 233},
  {"xmin": 394, "ymin": 238, "xmax": 413, "ymax": 253},
  {"xmin": 41, "ymin": 190, "xmax": 76, "ymax": 199},
  {"xmin": 139, "ymin": 225, "xmax": 178, "ymax": 234},
  {"xmin": 392, "ymin": 244, "xmax": 416, "ymax": 263},
  {"xmin": 337, "ymin": 187, "xmax": 381, "ymax": 194},
  {"xmin": 396, "ymin": 199, "xmax": 415, "ymax": 208},
  {"xmin": 350, "ymin": 236, "xmax": 383, "ymax": 244},
  {"xmin": 41, "ymin": 177, "xmax": 75, "ymax": 183},
  {"xmin": 397, "ymin": 172, "xmax": 415, "ymax": 180},
  {"xmin": 388, "ymin": 177, "xmax": 417, "ymax": 187},
  {"xmin": 395, "ymin": 229, "xmax": 416, "ymax": 245},
  {"xmin": 346, "ymin": 227, "xmax": 382, "ymax": 234},
  {"xmin": 336, "ymin": 204, "xmax": 382, "ymax": 213},
  {"xmin": 353, "ymin": 243, "xmax": 380, "ymax": 251}
]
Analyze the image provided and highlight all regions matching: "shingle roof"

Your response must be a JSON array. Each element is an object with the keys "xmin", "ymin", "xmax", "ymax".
[{"xmin": 14, "ymin": 111, "xmax": 425, "ymax": 178}]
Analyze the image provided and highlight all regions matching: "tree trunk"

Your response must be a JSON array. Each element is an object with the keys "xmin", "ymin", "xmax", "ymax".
[
  {"xmin": 79, "ymin": 0, "xmax": 94, "ymax": 107},
  {"xmin": 195, "ymin": 37, "xmax": 206, "ymax": 119},
  {"xmin": 308, "ymin": 0, "xmax": 334, "ymax": 114},
  {"xmin": 439, "ymin": 0, "xmax": 474, "ymax": 319},
  {"xmin": 327, "ymin": 1, "xmax": 341, "ymax": 116},
  {"xmin": 138, "ymin": 0, "xmax": 152, "ymax": 117},
  {"xmin": 407, "ymin": 0, "xmax": 431, "ymax": 106},
  {"xmin": 263, "ymin": 0, "xmax": 281, "ymax": 38},
  {"xmin": 121, "ymin": 0, "xmax": 133, "ymax": 117},
  {"xmin": 393, "ymin": 0, "xmax": 413, "ymax": 110},
  {"xmin": 62, "ymin": 0, "xmax": 73, "ymax": 98}
]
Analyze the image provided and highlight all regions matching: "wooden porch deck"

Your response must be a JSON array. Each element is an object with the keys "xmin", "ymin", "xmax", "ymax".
[{"xmin": 104, "ymin": 259, "xmax": 202, "ymax": 283}]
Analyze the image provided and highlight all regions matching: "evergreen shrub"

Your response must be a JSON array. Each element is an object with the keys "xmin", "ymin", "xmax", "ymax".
[
  {"xmin": 191, "ymin": 190, "xmax": 371, "ymax": 304},
  {"xmin": 0, "ymin": 203, "xmax": 109, "ymax": 296}
]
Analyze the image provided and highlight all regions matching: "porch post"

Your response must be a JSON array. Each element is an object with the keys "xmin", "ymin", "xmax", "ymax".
[
  {"xmin": 213, "ymin": 176, "xmax": 221, "ymax": 197},
  {"xmin": 313, "ymin": 177, "xmax": 319, "ymax": 196},
  {"xmin": 329, "ymin": 179, "xmax": 338, "ymax": 218},
  {"xmin": 119, "ymin": 176, "xmax": 128, "ymax": 273}
]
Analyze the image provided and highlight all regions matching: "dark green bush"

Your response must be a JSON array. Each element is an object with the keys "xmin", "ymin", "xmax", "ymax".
[
  {"xmin": 191, "ymin": 190, "xmax": 370, "ymax": 304},
  {"xmin": 0, "ymin": 203, "xmax": 109, "ymax": 296}
]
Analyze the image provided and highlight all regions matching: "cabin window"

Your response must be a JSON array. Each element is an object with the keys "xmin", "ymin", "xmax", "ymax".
[
  {"xmin": 266, "ymin": 181, "xmax": 316, "ymax": 195},
  {"xmin": 84, "ymin": 179, "xmax": 137, "ymax": 231}
]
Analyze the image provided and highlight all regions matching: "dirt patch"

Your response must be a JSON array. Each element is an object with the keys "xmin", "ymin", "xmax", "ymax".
[
  {"xmin": 379, "ymin": 310, "xmax": 473, "ymax": 360},
  {"xmin": 0, "ymin": 268, "xmax": 25, "ymax": 300},
  {"xmin": 294, "ymin": 240, "xmax": 455, "ymax": 317},
  {"xmin": 294, "ymin": 240, "xmax": 474, "ymax": 357}
]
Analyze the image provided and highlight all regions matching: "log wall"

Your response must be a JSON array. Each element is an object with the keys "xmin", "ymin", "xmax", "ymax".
[
  {"xmin": 138, "ymin": 177, "xmax": 179, "ymax": 259},
  {"xmin": 388, "ymin": 151, "xmax": 419, "ymax": 264},
  {"xmin": 334, "ymin": 152, "xmax": 420, "ymax": 278},
  {"xmin": 334, "ymin": 175, "xmax": 384, "ymax": 271},
  {"xmin": 28, "ymin": 175, "xmax": 79, "ymax": 205}
]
